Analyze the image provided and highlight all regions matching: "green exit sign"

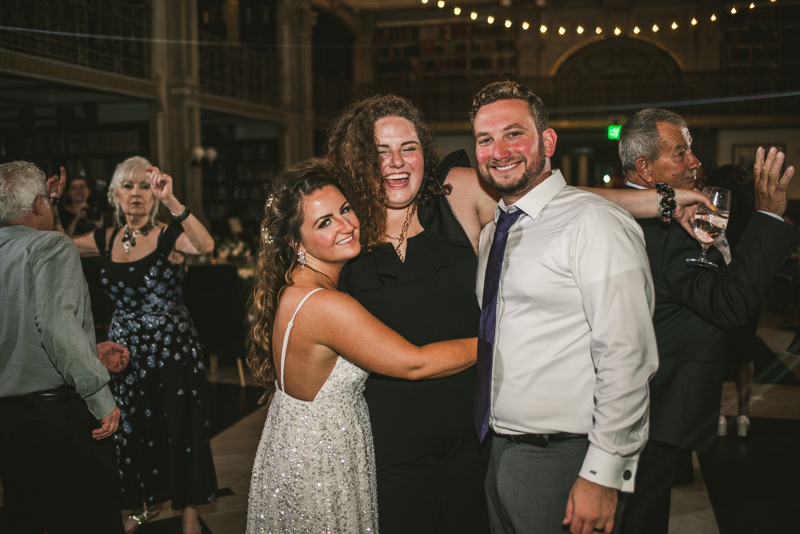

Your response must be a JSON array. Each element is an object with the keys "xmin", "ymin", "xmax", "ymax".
[{"xmin": 607, "ymin": 125, "xmax": 622, "ymax": 140}]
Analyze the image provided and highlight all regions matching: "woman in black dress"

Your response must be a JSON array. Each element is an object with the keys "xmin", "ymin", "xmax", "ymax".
[
  {"xmin": 325, "ymin": 95, "xmax": 496, "ymax": 534},
  {"xmin": 67, "ymin": 156, "xmax": 216, "ymax": 534}
]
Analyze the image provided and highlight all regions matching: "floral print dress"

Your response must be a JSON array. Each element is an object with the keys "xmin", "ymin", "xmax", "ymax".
[{"xmin": 94, "ymin": 223, "xmax": 217, "ymax": 509}]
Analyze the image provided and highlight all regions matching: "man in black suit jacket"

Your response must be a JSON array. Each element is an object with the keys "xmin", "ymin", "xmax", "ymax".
[{"xmin": 617, "ymin": 109, "xmax": 800, "ymax": 534}]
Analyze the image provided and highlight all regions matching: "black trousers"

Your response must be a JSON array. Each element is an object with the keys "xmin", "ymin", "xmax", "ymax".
[
  {"xmin": 0, "ymin": 395, "xmax": 123, "ymax": 534},
  {"xmin": 619, "ymin": 439, "xmax": 683, "ymax": 534}
]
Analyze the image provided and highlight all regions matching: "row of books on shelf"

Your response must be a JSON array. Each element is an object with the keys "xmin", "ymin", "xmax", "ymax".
[
  {"xmin": 378, "ymin": 55, "xmax": 515, "ymax": 74},
  {"xmin": 204, "ymin": 184, "xmax": 267, "ymax": 202},
  {"xmin": 378, "ymin": 39, "xmax": 516, "ymax": 59},
  {"xmin": 15, "ymin": 130, "xmax": 143, "ymax": 156},
  {"xmin": 375, "ymin": 24, "xmax": 514, "ymax": 43},
  {"xmin": 206, "ymin": 204, "xmax": 264, "ymax": 221}
]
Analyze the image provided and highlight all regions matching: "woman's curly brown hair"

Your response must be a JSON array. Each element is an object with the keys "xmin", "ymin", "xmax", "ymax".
[
  {"xmin": 322, "ymin": 94, "xmax": 449, "ymax": 251},
  {"xmin": 247, "ymin": 160, "xmax": 340, "ymax": 406}
]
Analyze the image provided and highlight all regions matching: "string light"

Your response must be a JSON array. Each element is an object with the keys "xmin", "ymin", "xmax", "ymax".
[
  {"xmin": 440, "ymin": 1, "xmax": 775, "ymax": 35},
  {"xmin": 421, "ymin": 0, "xmax": 428, "ymax": 4}
]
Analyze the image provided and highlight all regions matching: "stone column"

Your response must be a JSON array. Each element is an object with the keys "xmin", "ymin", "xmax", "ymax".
[
  {"xmin": 149, "ymin": 0, "xmax": 205, "ymax": 221},
  {"xmin": 352, "ymin": 12, "xmax": 375, "ymax": 94},
  {"xmin": 276, "ymin": 0, "xmax": 315, "ymax": 167}
]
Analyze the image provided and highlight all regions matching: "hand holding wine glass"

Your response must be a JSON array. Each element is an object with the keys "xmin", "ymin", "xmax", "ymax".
[{"xmin": 686, "ymin": 187, "xmax": 731, "ymax": 268}]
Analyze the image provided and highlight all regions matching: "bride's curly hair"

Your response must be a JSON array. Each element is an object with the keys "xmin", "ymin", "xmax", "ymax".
[
  {"xmin": 322, "ymin": 94, "xmax": 449, "ymax": 252},
  {"xmin": 247, "ymin": 160, "xmax": 340, "ymax": 406}
]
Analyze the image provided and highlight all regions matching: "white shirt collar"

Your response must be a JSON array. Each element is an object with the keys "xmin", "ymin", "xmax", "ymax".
[
  {"xmin": 624, "ymin": 181, "xmax": 647, "ymax": 190},
  {"xmin": 496, "ymin": 170, "xmax": 567, "ymax": 222}
]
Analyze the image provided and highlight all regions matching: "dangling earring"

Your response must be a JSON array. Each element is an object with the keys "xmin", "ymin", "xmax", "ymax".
[
  {"xmin": 297, "ymin": 248, "xmax": 306, "ymax": 267},
  {"xmin": 114, "ymin": 205, "xmax": 125, "ymax": 227}
]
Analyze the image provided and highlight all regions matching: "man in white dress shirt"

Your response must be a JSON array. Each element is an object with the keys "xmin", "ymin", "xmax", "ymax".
[{"xmin": 470, "ymin": 81, "xmax": 659, "ymax": 534}]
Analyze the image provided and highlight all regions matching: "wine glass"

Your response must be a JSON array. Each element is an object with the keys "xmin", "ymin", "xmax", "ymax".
[{"xmin": 686, "ymin": 187, "xmax": 731, "ymax": 268}]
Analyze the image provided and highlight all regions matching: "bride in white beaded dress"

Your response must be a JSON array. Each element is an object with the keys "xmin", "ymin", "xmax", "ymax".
[{"xmin": 245, "ymin": 161, "xmax": 477, "ymax": 533}]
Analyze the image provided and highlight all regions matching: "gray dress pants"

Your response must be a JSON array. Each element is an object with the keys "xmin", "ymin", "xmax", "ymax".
[{"xmin": 485, "ymin": 435, "xmax": 625, "ymax": 534}]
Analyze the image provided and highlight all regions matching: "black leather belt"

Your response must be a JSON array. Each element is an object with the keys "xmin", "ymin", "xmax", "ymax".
[
  {"xmin": 494, "ymin": 432, "xmax": 587, "ymax": 448},
  {"xmin": 0, "ymin": 385, "xmax": 81, "ymax": 404}
]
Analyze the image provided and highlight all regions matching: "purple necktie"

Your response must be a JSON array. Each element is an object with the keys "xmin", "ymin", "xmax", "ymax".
[{"xmin": 475, "ymin": 207, "xmax": 524, "ymax": 443}]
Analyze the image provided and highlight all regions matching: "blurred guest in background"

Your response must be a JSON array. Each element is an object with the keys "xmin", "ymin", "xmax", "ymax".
[
  {"xmin": 709, "ymin": 164, "xmax": 759, "ymax": 437},
  {"xmin": 58, "ymin": 170, "xmax": 104, "ymax": 237}
]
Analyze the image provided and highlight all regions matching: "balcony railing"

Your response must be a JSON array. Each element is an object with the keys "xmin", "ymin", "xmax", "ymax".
[
  {"xmin": 361, "ymin": 72, "xmax": 800, "ymax": 123},
  {"xmin": 198, "ymin": 32, "xmax": 280, "ymax": 107},
  {"xmin": 0, "ymin": 0, "xmax": 151, "ymax": 79}
]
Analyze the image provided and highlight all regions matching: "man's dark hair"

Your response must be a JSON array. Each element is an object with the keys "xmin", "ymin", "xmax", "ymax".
[{"xmin": 470, "ymin": 81, "xmax": 549, "ymax": 136}]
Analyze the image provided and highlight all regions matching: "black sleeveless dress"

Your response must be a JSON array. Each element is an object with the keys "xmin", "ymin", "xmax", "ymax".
[
  {"xmin": 339, "ymin": 151, "xmax": 490, "ymax": 534},
  {"xmin": 94, "ymin": 223, "xmax": 217, "ymax": 510}
]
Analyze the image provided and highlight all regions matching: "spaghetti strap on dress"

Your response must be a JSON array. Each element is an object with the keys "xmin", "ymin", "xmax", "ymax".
[{"xmin": 247, "ymin": 289, "xmax": 378, "ymax": 533}]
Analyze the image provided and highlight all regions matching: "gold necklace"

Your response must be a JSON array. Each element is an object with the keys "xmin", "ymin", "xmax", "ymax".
[{"xmin": 385, "ymin": 204, "xmax": 416, "ymax": 262}]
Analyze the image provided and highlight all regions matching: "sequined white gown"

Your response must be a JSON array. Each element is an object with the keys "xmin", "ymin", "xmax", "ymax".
[{"xmin": 247, "ymin": 289, "xmax": 379, "ymax": 533}]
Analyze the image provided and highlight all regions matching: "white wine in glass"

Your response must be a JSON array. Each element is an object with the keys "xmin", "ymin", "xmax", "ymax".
[{"xmin": 686, "ymin": 187, "xmax": 731, "ymax": 268}]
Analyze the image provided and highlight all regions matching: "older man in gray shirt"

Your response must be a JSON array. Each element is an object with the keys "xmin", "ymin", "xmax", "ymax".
[{"xmin": 0, "ymin": 161, "xmax": 128, "ymax": 533}]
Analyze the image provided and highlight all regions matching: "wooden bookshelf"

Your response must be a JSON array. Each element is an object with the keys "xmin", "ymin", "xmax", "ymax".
[
  {"xmin": 723, "ymin": 4, "xmax": 800, "ymax": 72},
  {"xmin": 374, "ymin": 23, "xmax": 517, "ymax": 83},
  {"xmin": 202, "ymin": 138, "xmax": 279, "ymax": 238}
]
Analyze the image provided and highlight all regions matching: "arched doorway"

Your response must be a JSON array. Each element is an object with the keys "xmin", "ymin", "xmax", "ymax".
[{"xmin": 551, "ymin": 38, "xmax": 683, "ymax": 187}]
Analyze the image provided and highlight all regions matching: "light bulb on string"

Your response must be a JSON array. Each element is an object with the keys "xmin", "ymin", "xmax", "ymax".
[
  {"xmin": 558, "ymin": 27, "xmax": 566, "ymax": 35},
  {"xmin": 454, "ymin": 7, "xmax": 461, "ymax": 15},
  {"xmin": 652, "ymin": 24, "xmax": 659, "ymax": 32},
  {"xmin": 750, "ymin": 3, "xmax": 755, "ymax": 8},
  {"xmin": 505, "ymin": 20, "xmax": 512, "ymax": 28},
  {"xmin": 470, "ymin": 12, "xmax": 477, "ymax": 20},
  {"xmin": 577, "ymin": 26, "xmax": 584, "ymax": 34},
  {"xmin": 596, "ymin": 26, "xmax": 602, "ymax": 34},
  {"xmin": 731, "ymin": 7, "xmax": 737, "ymax": 14},
  {"xmin": 691, "ymin": 18, "xmax": 698, "ymax": 25},
  {"xmin": 487, "ymin": 16, "xmax": 494, "ymax": 24},
  {"xmin": 671, "ymin": 21, "xmax": 678, "ymax": 29},
  {"xmin": 711, "ymin": 13, "xmax": 717, "ymax": 21},
  {"xmin": 522, "ymin": 21, "xmax": 530, "ymax": 30},
  {"xmin": 634, "ymin": 26, "xmax": 640, "ymax": 34},
  {"xmin": 614, "ymin": 27, "xmax": 621, "ymax": 35},
  {"xmin": 437, "ymin": 0, "xmax": 444, "ymax": 7},
  {"xmin": 421, "ymin": 0, "xmax": 428, "ymax": 4},
  {"xmin": 540, "ymin": 25, "xmax": 547, "ymax": 33}
]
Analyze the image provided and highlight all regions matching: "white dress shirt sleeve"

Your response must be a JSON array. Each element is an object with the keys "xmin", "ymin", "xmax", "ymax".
[{"xmin": 569, "ymin": 205, "xmax": 659, "ymax": 492}]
